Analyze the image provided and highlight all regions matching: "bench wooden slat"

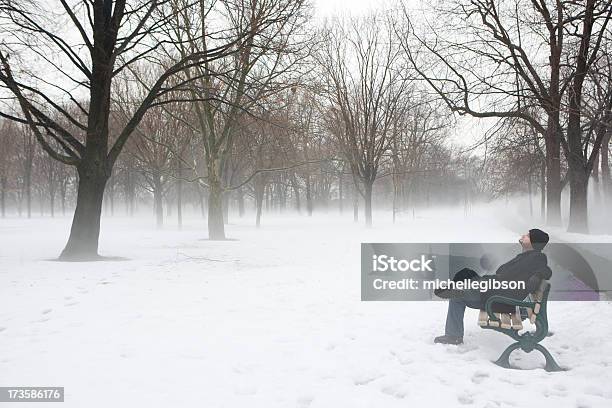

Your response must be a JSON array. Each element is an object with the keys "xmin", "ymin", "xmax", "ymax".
[
  {"xmin": 478, "ymin": 310, "xmax": 519, "ymax": 329},
  {"xmin": 478, "ymin": 310, "xmax": 488, "ymax": 326},
  {"xmin": 533, "ymin": 302, "xmax": 541, "ymax": 314},
  {"xmin": 500, "ymin": 313, "xmax": 512, "ymax": 329},
  {"xmin": 511, "ymin": 310, "xmax": 523, "ymax": 330}
]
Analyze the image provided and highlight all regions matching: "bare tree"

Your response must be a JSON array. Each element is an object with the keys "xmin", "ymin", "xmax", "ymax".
[
  {"xmin": 161, "ymin": 0, "xmax": 310, "ymax": 239},
  {"xmin": 318, "ymin": 14, "xmax": 410, "ymax": 226},
  {"xmin": 0, "ymin": 119, "xmax": 18, "ymax": 216},
  {"xmin": 0, "ymin": 0, "xmax": 244, "ymax": 259},
  {"xmin": 564, "ymin": 0, "xmax": 612, "ymax": 231},
  {"xmin": 395, "ymin": 0, "xmax": 612, "ymax": 232}
]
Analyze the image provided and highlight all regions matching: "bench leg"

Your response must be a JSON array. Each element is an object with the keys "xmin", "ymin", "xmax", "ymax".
[
  {"xmin": 494, "ymin": 342, "xmax": 564, "ymax": 371},
  {"xmin": 534, "ymin": 344, "xmax": 564, "ymax": 372},
  {"xmin": 493, "ymin": 342, "xmax": 521, "ymax": 369}
]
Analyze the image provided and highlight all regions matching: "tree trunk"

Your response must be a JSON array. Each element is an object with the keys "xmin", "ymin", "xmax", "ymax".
[
  {"xmin": 545, "ymin": 28, "xmax": 562, "ymax": 227},
  {"xmin": 49, "ymin": 184, "xmax": 55, "ymax": 217},
  {"xmin": 176, "ymin": 163, "xmax": 183, "ymax": 230},
  {"xmin": 125, "ymin": 162, "xmax": 135, "ymax": 216},
  {"xmin": 352, "ymin": 181, "xmax": 359, "ymax": 222},
  {"xmin": 222, "ymin": 192, "xmax": 229, "ymax": 224},
  {"xmin": 602, "ymin": 131, "xmax": 611, "ymax": 201},
  {"xmin": 527, "ymin": 174, "xmax": 533, "ymax": 217},
  {"xmin": 59, "ymin": 36, "xmax": 116, "ymax": 259},
  {"xmin": 544, "ymin": 120, "xmax": 562, "ymax": 226},
  {"xmin": 291, "ymin": 174, "xmax": 300, "ymax": 212},
  {"xmin": 279, "ymin": 180, "xmax": 286, "ymax": 212},
  {"xmin": 338, "ymin": 172, "xmax": 343, "ymax": 214},
  {"xmin": 207, "ymin": 182, "xmax": 225, "ymax": 239},
  {"xmin": 60, "ymin": 179, "xmax": 67, "ymax": 216},
  {"xmin": 566, "ymin": 99, "xmax": 589, "ymax": 233},
  {"xmin": 565, "ymin": 1, "xmax": 595, "ymax": 233},
  {"xmin": 38, "ymin": 188, "xmax": 43, "ymax": 216},
  {"xmin": 568, "ymin": 167, "xmax": 589, "ymax": 233},
  {"xmin": 255, "ymin": 178, "xmax": 264, "ymax": 228},
  {"xmin": 540, "ymin": 162, "xmax": 546, "ymax": 221},
  {"xmin": 153, "ymin": 175, "xmax": 163, "ymax": 228},
  {"xmin": 108, "ymin": 176, "xmax": 114, "ymax": 216},
  {"xmin": 48, "ymin": 164, "xmax": 56, "ymax": 218},
  {"xmin": 237, "ymin": 186, "xmax": 245, "ymax": 218},
  {"xmin": 592, "ymin": 150, "xmax": 601, "ymax": 206},
  {"xmin": 24, "ymin": 165, "xmax": 31, "ymax": 218},
  {"xmin": 566, "ymin": 135, "xmax": 589, "ymax": 234},
  {"xmin": 364, "ymin": 179, "xmax": 373, "ymax": 227},
  {"xmin": 198, "ymin": 188, "xmax": 207, "ymax": 218},
  {"xmin": 392, "ymin": 178, "xmax": 398, "ymax": 224},
  {"xmin": 166, "ymin": 196, "xmax": 173, "ymax": 217},
  {"xmin": 305, "ymin": 174, "xmax": 313, "ymax": 216},
  {"xmin": 0, "ymin": 176, "xmax": 5, "ymax": 217},
  {"xmin": 59, "ymin": 164, "xmax": 108, "ymax": 260},
  {"xmin": 17, "ymin": 190, "xmax": 22, "ymax": 217}
]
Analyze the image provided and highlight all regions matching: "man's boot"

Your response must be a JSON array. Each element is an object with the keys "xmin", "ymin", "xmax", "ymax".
[{"xmin": 433, "ymin": 335, "xmax": 463, "ymax": 345}]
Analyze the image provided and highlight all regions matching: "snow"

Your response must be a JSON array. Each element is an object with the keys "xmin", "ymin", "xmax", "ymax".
[{"xmin": 1, "ymin": 205, "xmax": 612, "ymax": 407}]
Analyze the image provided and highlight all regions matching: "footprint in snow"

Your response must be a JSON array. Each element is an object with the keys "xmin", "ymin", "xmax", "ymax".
[
  {"xmin": 390, "ymin": 351, "xmax": 413, "ymax": 365},
  {"xmin": 233, "ymin": 385, "xmax": 257, "ymax": 396},
  {"xmin": 65, "ymin": 301, "xmax": 79, "ymax": 307},
  {"xmin": 457, "ymin": 392, "xmax": 474, "ymax": 405},
  {"xmin": 381, "ymin": 386, "xmax": 407, "ymax": 399},
  {"xmin": 0, "ymin": 327, "xmax": 6, "ymax": 333},
  {"xmin": 41, "ymin": 309, "xmax": 52, "ymax": 315},
  {"xmin": 297, "ymin": 396, "xmax": 313, "ymax": 407},
  {"xmin": 353, "ymin": 374, "xmax": 383, "ymax": 386},
  {"xmin": 455, "ymin": 344, "xmax": 479, "ymax": 354},
  {"xmin": 471, "ymin": 371, "xmax": 489, "ymax": 384}
]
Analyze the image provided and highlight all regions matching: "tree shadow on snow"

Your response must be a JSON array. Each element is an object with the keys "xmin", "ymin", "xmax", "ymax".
[
  {"xmin": 46, "ymin": 255, "xmax": 131, "ymax": 262},
  {"xmin": 198, "ymin": 238, "xmax": 240, "ymax": 242}
]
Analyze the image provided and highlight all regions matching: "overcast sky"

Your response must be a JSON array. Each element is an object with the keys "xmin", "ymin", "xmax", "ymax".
[
  {"xmin": 312, "ymin": 0, "xmax": 426, "ymax": 18},
  {"xmin": 313, "ymin": 0, "xmax": 384, "ymax": 17}
]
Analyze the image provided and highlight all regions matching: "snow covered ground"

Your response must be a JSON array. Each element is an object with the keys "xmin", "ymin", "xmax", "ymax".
[{"xmin": 1, "ymin": 205, "xmax": 611, "ymax": 408}]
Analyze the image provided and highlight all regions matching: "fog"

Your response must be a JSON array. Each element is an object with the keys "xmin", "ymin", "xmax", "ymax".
[{"xmin": 1, "ymin": 0, "xmax": 612, "ymax": 406}]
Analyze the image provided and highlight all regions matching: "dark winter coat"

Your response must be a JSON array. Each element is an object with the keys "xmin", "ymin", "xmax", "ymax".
[{"xmin": 479, "ymin": 250, "xmax": 552, "ymax": 313}]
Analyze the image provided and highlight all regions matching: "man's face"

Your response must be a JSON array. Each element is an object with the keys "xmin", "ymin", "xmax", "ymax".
[{"xmin": 519, "ymin": 233, "xmax": 533, "ymax": 250}]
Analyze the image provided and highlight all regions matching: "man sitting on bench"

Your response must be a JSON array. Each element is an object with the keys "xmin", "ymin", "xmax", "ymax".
[{"xmin": 433, "ymin": 229, "xmax": 552, "ymax": 345}]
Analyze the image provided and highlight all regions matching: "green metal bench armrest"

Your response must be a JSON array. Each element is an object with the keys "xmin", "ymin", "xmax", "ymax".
[{"xmin": 484, "ymin": 295, "xmax": 536, "ymax": 322}]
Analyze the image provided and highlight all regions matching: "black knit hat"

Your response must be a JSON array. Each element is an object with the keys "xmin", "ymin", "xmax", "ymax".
[{"xmin": 529, "ymin": 228, "xmax": 549, "ymax": 251}]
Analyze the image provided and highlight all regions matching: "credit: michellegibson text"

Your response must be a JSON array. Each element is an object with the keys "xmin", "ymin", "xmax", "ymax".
[{"xmin": 372, "ymin": 278, "xmax": 526, "ymax": 292}]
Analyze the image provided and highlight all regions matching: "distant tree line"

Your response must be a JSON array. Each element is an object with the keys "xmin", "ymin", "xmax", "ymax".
[{"xmin": 0, "ymin": 0, "xmax": 610, "ymax": 259}]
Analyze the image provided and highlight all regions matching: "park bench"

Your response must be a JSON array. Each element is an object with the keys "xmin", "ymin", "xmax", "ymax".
[{"xmin": 477, "ymin": 280, "xmax": 564, "ymax": 372}]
